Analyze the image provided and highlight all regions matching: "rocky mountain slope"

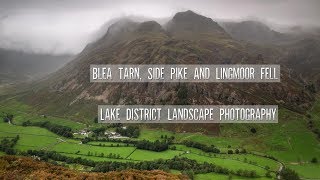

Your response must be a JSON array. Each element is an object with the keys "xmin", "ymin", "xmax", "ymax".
[{"xmin": 221, "ymin": 21, "xmax": 298, "ymax": 45}]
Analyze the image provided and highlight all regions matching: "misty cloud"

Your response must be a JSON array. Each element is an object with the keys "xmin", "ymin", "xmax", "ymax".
[{"xmin": 0, "ymin": 0, "xmax": 319, "ymax": 54}]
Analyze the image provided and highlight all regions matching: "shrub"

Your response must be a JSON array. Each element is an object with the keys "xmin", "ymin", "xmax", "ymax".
[
  {"xmin": 311, "ymin": 157, "xmax": 318, "ymax": 163},
  {"xmin": 280, "ymin": 168, "xmax": 300, "ymax": 180}
]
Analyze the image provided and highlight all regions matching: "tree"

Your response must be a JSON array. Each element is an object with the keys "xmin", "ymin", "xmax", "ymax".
[
  {"xmin": 24, "ymin": 121, "xmax": 73, "ymax": 138},
  {"xmin": 240, "ymin": 149, "xmax": 247, "ymax": 154},
  {"xmin": 250, "ymin": 128, "xmax": 257, "ymax": 134},
  {"xmin": 22, "ymin": 120, "xmax": 32, "ymax": 126},
  {"xmin": 249, "ymin": 170, "xmax": 257, "ymax": 178},
  {"xmin": 183, "ymin": 140, "xmax": 220, "ymax": 153},
  {"xmin": 136, "ymin": 139, "xmax": 169, "ymax": 152},
  {"xmin": 92, "ymin": 127, "xmax": 106, "ymax": 136},
  {"xmin": 266, "ymin": 171, "xmax": 272, "ymax": 178},
  {"xmin": 115, "ymin": 126, "xmax": 140, "ymax": 138},
  {"xmin": 311, "ymin": 157, "xmax": 318, "ymax": 163},
  {"xmin": 280, "ymin": 168, "xmax": 300, "ymax": 180},
  {"xmin": 170, "ymin": 146, "xmax": 176, "ymax": 150},
  {"xmin": 81, "ymin": 137, "xmax": 91, "ymax": 144}
]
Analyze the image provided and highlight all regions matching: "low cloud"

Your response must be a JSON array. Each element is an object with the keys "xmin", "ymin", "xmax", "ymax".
[{"xmin": 0, "ymin": 0, "xmax": 319, "ymax": 54}]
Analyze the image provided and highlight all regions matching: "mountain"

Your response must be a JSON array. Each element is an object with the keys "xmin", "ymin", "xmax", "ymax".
[
  {"xmin": 283, "ymin": 38, "xmax": 320, "ymax": 89},
  {"xmin": 15, "ymin": 11, "xmax": 315, "ymax": 129},
  {"xmin": 220, "ymin": 20, "xmax": 320, "ymax": 88},
  {"xmin": 166, "ymin": 10, "xmax": 230, "ymax": 40},
  {"xmin": 221, "ymin": 21, "xmax": 295, "ymax": 45},
  {"xmin": 0, "ymin": 48, "xmax": 72, "ymax": 84}
]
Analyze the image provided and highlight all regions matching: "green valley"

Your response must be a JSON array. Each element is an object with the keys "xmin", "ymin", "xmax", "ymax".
[{"xmin": 1, "ymin": 97, "xmax": 320, "ymax": 179}]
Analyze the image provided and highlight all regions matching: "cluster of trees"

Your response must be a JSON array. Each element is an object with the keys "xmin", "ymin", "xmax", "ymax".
[
  {"xmin": 22, "ymin": 149, "xmax": 259, "ymax": 178},
  {"xmin": 234, "ymin": 169, "xmax": 258, "ymax": 177},
  {"xmin": 92, "ymin": 127, "xmax": 107, "ymax": 136},
  {"xmin": 81, "ymin": 137, "xmax": 169, "ymax": 152},
  {"xmin": 183, "ymin": 141, "xmax": 220, "ymax": 153},
  {"xmin": 96, "ymin": 143, "xmax": 131, "ymax": 147},
  {"xmin": 0, "ymin": 156, "xmax": 184, "ymax": 179},
  {"xmin": 80, "ymin": 136, "xmax": 138, "ymax": 145},
  {"xmin": 136, "ymin": 140, "xmax": 169, "ymax": 152},
  {"xmin": 24, "ymin": 150, "xmax": 96, "ymax": 166},
  {"xmin": 0, "ymin": 135, "xmax": 19, "ymax": 155},
  {"xmin": 279, "ymin": 167, "xmax": 300, "ymax": 180},
  {"xmin": 93, "ymin": 156, "xmax": 258, "ymax": 178},
  {"xmin": 160, "ymin": 135, "xmax": 175, "ymax": 144},
  {"xmin": 227, "ymin": 148, "xmax": 247, "ymax": 154},
  {"xmin": 115, "ymin": 126, "xmax": 140, "ymax": 138},
  {"xmin": 81, "ymin": 137, "xmax": 91, "ymax": 144},
  {"xmin": 22, "ymin": 121, "xmax": 73, "ymax": 138},
  {"xmin": 87, "ymin": 151, "xmax": 122, "ymax": 159}
]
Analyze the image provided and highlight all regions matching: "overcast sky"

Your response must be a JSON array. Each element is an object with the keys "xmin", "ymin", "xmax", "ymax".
[{"xmin": 0, "ymin": 0, "xmax": 319, "ymax": 55}]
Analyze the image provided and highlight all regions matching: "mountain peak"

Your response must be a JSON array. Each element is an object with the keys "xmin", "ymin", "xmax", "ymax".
[
  {"xmin": 135, "ymin": 21, "xmax": 164, "ymax": 33},
  {"xmin": 172, "ymin": 10, "xmax": 212, "ymax": 23},
  {"xmin": 167, "ymin": 10, "xmax": 229, "ymax": 39}
]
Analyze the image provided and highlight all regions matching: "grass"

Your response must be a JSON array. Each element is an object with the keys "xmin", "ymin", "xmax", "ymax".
[
  {"xmin": 138, "ymin": 128, "xmax": 241, "ymax": 149},
  {"xmin": 0, "ymin": 99, "xmax": 87, "ymax": 131},
  {"xmin": 128, "ymin": 149, "xmax": 181, "ymax": 161},
  {"xmin": 51, "ymin": 142, "xmax": 136, "ymax": 159},
  {"xmin": 219, "ymin": 107, "xmax": 320, "ymax": 161},
  {"xmin": 0, "ymin": 121, "xmax": 59, "ymax": 151},
  {"xmin": 195, "ymin": 172, "xmax": 232, "ymax": 180},
  {"xmin": 173, "ymin": 144, "xmax": 279, "ymax": 171},
  {"xmin": 195, "ymin": 173, "xmax": 273, "ymax": 180},
  {"xmin": 137, "ymin": 129, "xmax": 175, "ymax": 141},
  {"xmin": 268, "ymin": 131, "xmax": 320, "ymax": 163},
  {"xmin": 59, "ymin": 153, "xmax": 135, "ymax": 163},
  {"xmin": 182, "ymin": 153, "xmax": 268, "ymax": 176},
  {"xmin": 287, "ymin": 163, "xmax": 320, "ymax": 179}
]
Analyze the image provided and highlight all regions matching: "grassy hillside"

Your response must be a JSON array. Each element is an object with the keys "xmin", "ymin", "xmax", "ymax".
[{"xmin": 1, "ymin": 97, "xmax": 320, "ymax": 179}]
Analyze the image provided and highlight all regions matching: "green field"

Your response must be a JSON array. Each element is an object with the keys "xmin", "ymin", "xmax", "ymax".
[
  {"xmin": 287, "ymin": 163, "xmax": 320, "ymax": 179},
  {"xmin": 182, "ymin": 153, "xmax": 268, "ymax": 176},
  {"xmin": 138, "ymin": 129, "xmax": 241, "ymax": 148},
  {"xmin": 128, "ymin": 149, "xmax": 182, "ymax": 161},
  {"xmin": 52, "ymin": 142, "xmax": 136, "ymax": 159},
  {"xmin": 1, "ymin": 99, "xmax": 320, "ymax": 179},
  {"xmin": 0, "ymin": 100, "xmax": 87, "ymax": 131},
  {"xmin": 195, "ymin": 173, "xmax": 273, "ymax": 180}
]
